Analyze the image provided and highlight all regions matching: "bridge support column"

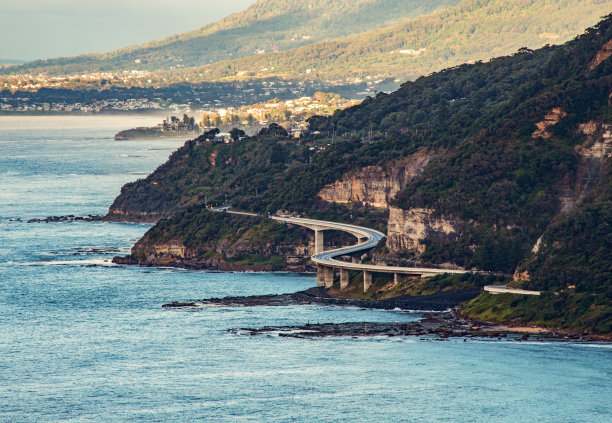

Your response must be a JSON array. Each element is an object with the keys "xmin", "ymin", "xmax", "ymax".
[
  {"xmin": 394, "ymin": 273, "xmax": 400, "ymax": 286},
  {"xmin": 317, "ymin": 265, "xmax": 325, "ymax": 287},
  {"xmin": 363, "ymin": 271, "xmax": 372, "ymax": 292},
  {"xmin": 324, "ymin": 266, "xmax": 334, "ymax": 288},
  {"xmin": 315, "ymin": 230, "xmax": 324, "ymax": 254},
  {"xmin": 340, "ymin": 268, "xmax": 349, "ymax": 289}
]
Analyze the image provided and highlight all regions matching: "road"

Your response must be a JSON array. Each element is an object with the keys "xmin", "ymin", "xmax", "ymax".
[
  {"xmin": 221, "ymin": 209, "xmax": 539, "ymax": 289},
  {"xmin": 484, "ymin": 285, "xmax": 541, "ymax": 296},
  {"xmin": 270, "ymin": 215, "xmax": 469, "ymax": 276}
]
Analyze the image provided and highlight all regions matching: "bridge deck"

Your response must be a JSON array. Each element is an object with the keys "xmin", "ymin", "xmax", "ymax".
[{"xmin": 271, "ymin": 215, "xmax": 468, "ymax": 276}]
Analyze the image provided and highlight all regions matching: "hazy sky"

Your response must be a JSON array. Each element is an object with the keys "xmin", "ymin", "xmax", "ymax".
[{"xmin": 1, "ymin": 0, "xmax": 258, "ymax": 61}]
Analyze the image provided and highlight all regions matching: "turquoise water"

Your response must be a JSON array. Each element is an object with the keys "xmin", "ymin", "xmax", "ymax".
[{"xmin": 1, "ymin": 116, "xmax": 611, "ymax": 422}]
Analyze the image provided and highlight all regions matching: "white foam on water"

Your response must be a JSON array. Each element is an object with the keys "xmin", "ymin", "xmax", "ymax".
[{"xmin": 10, "ymin": 258, "xmax": 117, "ymax": 267}]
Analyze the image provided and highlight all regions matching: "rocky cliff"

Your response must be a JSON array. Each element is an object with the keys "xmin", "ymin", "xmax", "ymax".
[
  {"xmin": 104, "ymin": 207, "xmax": 161, "ymax": 223},
  {"xmin": 385, "ymin": 206, "xmax": 464, "ymax": 259},
  {"xmin": 112, "ymin": 210, "xmax": 316, "ymax": 271},
  {"xmin": 117, "ymin": 236, "xmax": 312, "ymax": 271},
  {"xmin": 317, "ymin": 151, "xmax": 433, "ymax": 208}
]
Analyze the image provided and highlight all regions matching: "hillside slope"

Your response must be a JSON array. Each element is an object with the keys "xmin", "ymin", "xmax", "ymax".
[
  {"xmin": 170, "ymin": 0, "xmax": 611, "ymax": 83},
  {"xmin": 5, "ymin": 0, "xmax": 458, "ymax": 75},
  {"xmin": 109, "ymin": 15, "xmax": 612, "ymax": 333}
]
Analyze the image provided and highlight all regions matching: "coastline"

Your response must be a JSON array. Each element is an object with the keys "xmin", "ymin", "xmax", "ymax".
[
  {"xmin": 459, "ymin": 312, "xmax": 612, "ymax": 342},
  {"xmin": 163, "ymin": 287, "xmax": 612, "ymax": 342},
  {"xmin": 27, "ymin": 214, "xmax": 611, "ymax": 341}
]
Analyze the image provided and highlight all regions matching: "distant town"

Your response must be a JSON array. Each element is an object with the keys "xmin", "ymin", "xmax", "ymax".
[
  {"xmin": 113, "ymin": 93, "xmax": 361, "ymax": 140},
  {"xmin": 0, "ymin": 72, "xmax": 394, "ymax": 114}
]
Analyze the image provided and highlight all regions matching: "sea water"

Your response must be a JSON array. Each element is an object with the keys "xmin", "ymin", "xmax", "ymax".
[{"xmin": 0, "ymin": 116, "xmax": 610, "ymax": 422}]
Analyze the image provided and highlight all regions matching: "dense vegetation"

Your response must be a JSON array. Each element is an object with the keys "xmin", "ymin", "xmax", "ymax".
[
  {"xmin": 145, "ymin": 210, "xmax": 304, "ymax": 251},
  {"xmin": 112, "ymin": 15, "xmax": 612, "ymax": 332},
  {"xmin": 463, "ymin": 291, "xmax": 612, "ymax": 334},
  {"xmin": 4, "ymin": 0, "xmax": 458, "ymax": 75},
  {"xmin": 517, "ymin": 159, "xmax": 612, "ymax": 297}
]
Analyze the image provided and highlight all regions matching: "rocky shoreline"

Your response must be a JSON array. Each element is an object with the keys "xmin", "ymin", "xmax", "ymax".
[
  {"xmin": 21, "ymin": 213, "xmax": 160, "ymax": 224},
  {"xmin": 229, "ymin": 314, "xmax": 539, "ymax": 340},
  {"xmin": 24, "ymin": 214, "xmax": 106, "ymax": 223},
  {"xmin": 19, "ymin": 214, "xmax": 611, "ymax": 342},
  {"xmin": 164, "ymin": 287, "xmax": 612, "ymax": 342},
  {"xmin": 162, "ymin": 286, "xmax": 481, "ymax": 311},
  {"xmin": 112, "ymin": 253, "xmax": 313, "ymax": 272}
]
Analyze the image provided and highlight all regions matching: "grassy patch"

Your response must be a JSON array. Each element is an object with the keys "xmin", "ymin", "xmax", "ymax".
[
  {"xmin": 329, "ymin": 272, "xmax": 501, "ymax": 300},
  {"xmin": 227, "ymin": 254, "xmax": 286, "ymax": 267},
  {"xmin": 462, "ymin": 292, "xmax": 612, "ymax": 334}
]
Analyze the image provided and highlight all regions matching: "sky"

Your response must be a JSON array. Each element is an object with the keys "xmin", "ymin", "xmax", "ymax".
[{"xmin": 0, "ymin": 0, "xmax": 258, "ymax": 62}]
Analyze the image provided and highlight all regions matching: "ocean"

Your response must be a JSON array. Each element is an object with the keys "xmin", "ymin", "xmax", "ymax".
[{"xmin": 1, "ymin": 115, "xmax": 610, "ymax": 422}]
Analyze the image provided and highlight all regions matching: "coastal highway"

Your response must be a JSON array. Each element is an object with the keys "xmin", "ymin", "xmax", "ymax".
[
  {"xmin": 270, "ymin": 215, "xmax": 469, "ymax": 276},
  {"xmin": 218, "ymin": 208, "xmax": 539, "ymax": 292}
]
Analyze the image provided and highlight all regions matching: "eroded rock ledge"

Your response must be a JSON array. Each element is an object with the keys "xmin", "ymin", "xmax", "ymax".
[{"xmin": 162, "ymin": 287, "xmax": 481, "ymax": 311}]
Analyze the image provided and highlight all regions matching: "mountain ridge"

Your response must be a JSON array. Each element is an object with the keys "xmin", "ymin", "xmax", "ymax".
[{"xmin": 4, "ymin": 0, "xmax": 459, "ymax": 75}]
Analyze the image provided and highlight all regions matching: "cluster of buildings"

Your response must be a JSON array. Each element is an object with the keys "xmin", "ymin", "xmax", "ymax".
[
  {"xmin": 0, "ymin": 70, "xmax": 153, "ymax": 92},
  {"xmin": 158, "ymin": 115, "xmax": 197, "ymax": 131},
  {"xmin": 201, "ymin": 94, "xmax": 361, "ymax": 129},
  {"xmin": 0, "ymin": 67, "xmax": 397, "ymax": 115},
  {"xmin": 0, "ymin": 98, "xmax": 166, "ymax": 113}
]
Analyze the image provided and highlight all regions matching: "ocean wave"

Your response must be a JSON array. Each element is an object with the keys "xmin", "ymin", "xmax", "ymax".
[{"xmin": 7, "ymin": 258, "xmax": 117, "ymax": 267}]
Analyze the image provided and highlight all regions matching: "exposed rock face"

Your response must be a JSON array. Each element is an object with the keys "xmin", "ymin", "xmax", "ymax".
[
  {"xmin": 104, "ymin": 207, "xmax": 160, "ymax": 223},
  {"xmin": 588, "ymin": 38, "xmax": 612, "ymax": 70},
  {"xmin": 385, "ymin": 206, "xmax": 460, "ymax": 255},
  {"xmin": 120, "ymin": 234, "xmax": 312, "ymax": 271},
  {"xmin": 532, "ymin": 108, "xmax": 567, "ymax": 139},
  {"xmin": 576, "ymin": 122, "xmax": 612, "ymax": 159},
  {"xmin": 513, "ymin": 269, "xmax": 532, "ymax": 284},
  {"xmin": 209, "ymin": 150, "xmax": 218, "ymax": 167},
  {"xmin": 317, "ymin": 151, "xmax": 433, "ymax": 208},
  {"xmin": 555, "ymin": 121, "xmax": 612, "ymax": 214}
]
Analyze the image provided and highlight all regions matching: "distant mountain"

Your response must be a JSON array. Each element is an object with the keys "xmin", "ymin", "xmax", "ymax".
[
  {"xmin": 0, "ymin": 59, "xmax": 26, "ymax": 65},
  {"xmin": 9, "ymin": 0, "xmax": 608, "ymax": 95},
  {"xmin": 166, "ymin": 0, "xmax": 612, "ymax": 84},
  {"xmin": 5, "ymin": 0, "xmax": 459, "ymax": 75}
]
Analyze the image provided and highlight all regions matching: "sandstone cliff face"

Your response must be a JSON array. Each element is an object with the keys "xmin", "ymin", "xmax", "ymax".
[
  {"xmin": 124, "ymin": 235, "xmax": 312, "ymax": 271},
  {"xmin": 557, "ymin": 121, "xmax": 612, "ymax": 214},
  {"xmin": 385, "ymin": 206, "xmax": 461, "ymax": 256},
  {"xmin": 105, "ymin": 207, "xmax": 161, "ymax": 223},
  {"xmin": 317, "ymin": 151, "xmax": 433, "ymax": 208},
  {"xmin": 532, "ymin": 107, "xmax": 567, "ymax": 139},
  {"xmin": 576, "ymin": 122, "xmax": 612, "ymax": 159}
]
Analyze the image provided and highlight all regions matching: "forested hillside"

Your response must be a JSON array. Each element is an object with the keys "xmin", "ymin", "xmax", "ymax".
[
  {"xmin": 173, "ymin": 0, "xmax": 610, "ymax": 83},
  {"xmin": 110, "ymin": 15, "xmax": 612, "ymax": 333},
  {"xmin": 4, "ymin": 0, "xmax": 458, "ymax": 75}
]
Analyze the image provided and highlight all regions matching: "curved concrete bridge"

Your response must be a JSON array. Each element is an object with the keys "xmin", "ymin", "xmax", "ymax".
[{"xmin": 270, "ymin": 215, "xmax": 469, "ymax": 292}]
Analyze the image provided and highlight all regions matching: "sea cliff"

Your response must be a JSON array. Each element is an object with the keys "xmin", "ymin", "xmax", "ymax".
[{"xmin": 107, "ymin": 17, "xmax": 612, "ymax": 334}]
